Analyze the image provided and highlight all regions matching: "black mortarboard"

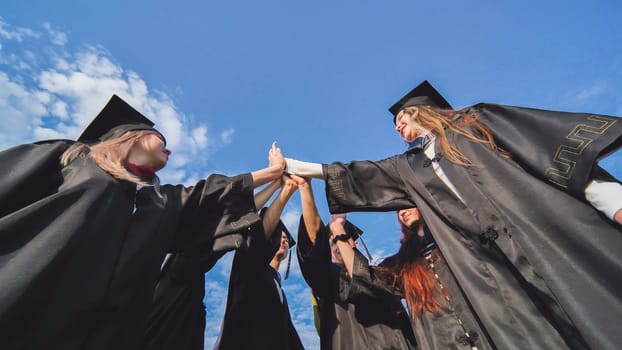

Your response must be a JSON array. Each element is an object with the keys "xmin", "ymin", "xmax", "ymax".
[
  {"xmin": 343, "ymin": 220, "xmax": 363, "ymax": 241},
  {"xmin": 274, "ymin": 220, "xmax": 296, "ymax": 248},
  {"xmin": 78, "ymin": 94, "xmax": 164, "ymax": 143},
  {"xmin": 388, "ymin": 80, "xmax": 452, "ymax": 123}
]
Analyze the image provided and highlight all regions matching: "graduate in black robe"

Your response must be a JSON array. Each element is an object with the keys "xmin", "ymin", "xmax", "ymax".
[
  {"xmin": 0, "ymin": 95, "xmax": 287, "ymax": 350},
  {"xmin": 143, "ymin": 252, "xmax": 219, "ymax": 350},
  {"xmin": 286, "ymin": 81, "xmax": 622, "ymax": 350},
  {"xmin": 143, "ymin": 180, "xmax": 284, "ymax": 350},
  {"xmin": 294, "ymin": 176, "xmax": 416, "ymax": 350},
  {"xmin": 352, "ymin": 207, "xmax": 492, "ymax": 350},
  {"xmin": 217, "ymin": 176, "xmax": 304, "ymax": 350}
]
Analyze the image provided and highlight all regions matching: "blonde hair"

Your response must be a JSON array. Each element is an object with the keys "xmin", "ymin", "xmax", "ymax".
[
  {"xmin": 61, "ymin": 130, "xmax": 158, "ymax": 186},
  {"xmin": 397, "ymin": 105, "xmax": 509, "ymax": 166}
]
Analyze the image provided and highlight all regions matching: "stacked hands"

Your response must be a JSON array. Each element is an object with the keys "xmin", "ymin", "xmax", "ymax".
[{"xmin": 266, "ymin": 141, "xmax": 311, "ymax": 196}]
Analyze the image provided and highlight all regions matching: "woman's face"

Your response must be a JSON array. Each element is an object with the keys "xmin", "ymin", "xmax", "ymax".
[
  {"xmin": 395, "ymin": 112, "xmax": 425, "ymax": 143},
  {"xmin": 136, "ymin": 133, "xmax": 171, "ymax": 171},
  {"xmin": 397, "ymin": 208, "xmax": 421, "ymax": 228}
]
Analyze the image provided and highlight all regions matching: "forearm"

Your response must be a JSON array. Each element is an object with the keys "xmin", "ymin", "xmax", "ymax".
[
  {"xmin": 336, "ymin": 240, "xmax": 355, "ymax": 278},
  {"xmin": 298, "ymin": 182, "xmax": 322, "ymax": 244},
  {"xmin": 254, "ymin": 179, "xmax": 281, "ymax": 210},
  {"xmin": 251, "ymin": 165, "xmax": 283, "ymax": 188},
  {"xmin": 261, "ymin": 189, "xmax": 294, "ymax": 238}
]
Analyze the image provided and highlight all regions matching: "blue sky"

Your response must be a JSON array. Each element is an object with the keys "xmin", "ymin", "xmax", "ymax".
[{"xmin": 1, "ymin": 1, "xmax": 621, "ymax": 348}]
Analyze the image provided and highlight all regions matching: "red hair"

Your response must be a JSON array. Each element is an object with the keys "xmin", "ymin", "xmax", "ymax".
[{"xmin": 377, "ymin": 222, "xmax": 443, "ymax": 317}]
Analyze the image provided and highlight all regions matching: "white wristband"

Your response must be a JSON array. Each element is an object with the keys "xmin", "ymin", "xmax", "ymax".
[
  {"xmin": 585, "ymin": 179, "xmax": 622, "ymax": 220},
  {"xmin": 284, "ymin": 158, "xmax": 324, "ymax": 178}
]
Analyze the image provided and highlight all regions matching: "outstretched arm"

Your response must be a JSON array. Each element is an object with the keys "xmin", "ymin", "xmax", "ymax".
[{"xmin": 287, "ymin": 156, "xmax": 416, "ymax": 213}]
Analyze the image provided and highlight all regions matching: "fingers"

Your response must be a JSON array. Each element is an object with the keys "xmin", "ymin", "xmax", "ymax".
[
  {"xmin": 289, "ymin": 174, "xmax": 309, "ymax": 186},
  {"xmin": 270, "ymin": 141, "xmax": 282, "ymax": 156}
]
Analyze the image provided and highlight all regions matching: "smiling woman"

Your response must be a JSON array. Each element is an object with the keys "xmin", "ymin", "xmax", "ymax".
[
  {"xmin": 286, "ymin": 80, "xmax": 622, "ymax": 350},
  {"xmin": 0, "ymin": 94, "xmax": 286, "ymax": 350}
]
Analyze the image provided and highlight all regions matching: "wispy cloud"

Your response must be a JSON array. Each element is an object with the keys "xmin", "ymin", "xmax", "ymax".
[
  {"xmin": 559, "ymin": 59, "xmax": 622, "ymax": 116},
  {"xmin": 565, "ymin": 79, "xmax": 608, "ymax": 104},
  {"xmin": 220, "ymin": 128, "xmax": 234, "ymax": 144},
  {"xmin": 0, "ymin": 17, "xmax": 39, "ymax": 42},
  {"xmin": 43, "ymin": 22, "xmax": 68, "ymax": 46}
]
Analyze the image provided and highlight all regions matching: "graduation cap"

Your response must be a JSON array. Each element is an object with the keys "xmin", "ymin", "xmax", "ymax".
[
  {"xmin": 274, "ymin": 219, "xmax": 296, "ymax": 248},
  {"xmin": 78, "ymin": 94, "xmax": 165, "ymax": 143},
  {"xmin": 328, "ymin": 219, "xmax": 373, "ymax": 262},
  {"xmin": 388, "ymin": 80, "xmax": 452, "ymax": 123}
]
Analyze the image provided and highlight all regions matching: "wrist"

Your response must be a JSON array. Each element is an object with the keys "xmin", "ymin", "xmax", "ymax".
[{"xmin": 270, "ymin": 164, "xmax": 283, "ymax": 179}]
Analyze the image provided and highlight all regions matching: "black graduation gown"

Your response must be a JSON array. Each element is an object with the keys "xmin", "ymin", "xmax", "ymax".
[
  {"xmin": 0, "ymin": 140, "xmax": 260, "ymax": 350},
  {"xmin": 143, "ymin": 250, "xmax": 225, "ymax": 350},
  {"xmin": 217, "ymin": 224, "xmax": 304, "ymax": 350},
  {"xmin": 322, "ymin": 104, "xmax": 622, "ymax": 350},
  {"xmin": 297, "ymin": 216, "xmax": 416, "ymax": 350}
]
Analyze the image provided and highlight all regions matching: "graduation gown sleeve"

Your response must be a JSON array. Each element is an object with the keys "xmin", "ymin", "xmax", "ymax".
[
  {"xmin": 474, "ymin": 103, "xmax": 622, "ymax": 198},
  {"xmin": 0, "ymin": 140, "xmax": 72, "ymax": 218},
  {"xmin": 322, "ymin": 156, "xmax": 417, "ymax": 214},
  {"xmin": 170, "ymin": 172, "xmax": 261, "ymax": 253}
]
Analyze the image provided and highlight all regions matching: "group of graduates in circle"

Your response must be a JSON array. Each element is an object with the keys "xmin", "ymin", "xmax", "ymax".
[{"xmin": 1, "ymin": 80, "xmax": 621, "ymax": 350}]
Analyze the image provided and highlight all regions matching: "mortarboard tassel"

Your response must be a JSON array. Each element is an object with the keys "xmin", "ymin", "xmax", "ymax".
[{"xmin": 284, "ymin": 250, "xmax": 292, "ymax": 280}]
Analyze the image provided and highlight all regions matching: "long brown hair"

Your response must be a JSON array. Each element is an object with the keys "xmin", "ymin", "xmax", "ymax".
[
  {"xmin": 61, "ymin": 130, "xmax": 157, "ymax": 186},
  {"xmin": 397, "ymin": 105, "xmax": 509, "ymax": 166},
  {"xmin": 377, "ymin": 221, "xmax": 442, "ymax": 317}
]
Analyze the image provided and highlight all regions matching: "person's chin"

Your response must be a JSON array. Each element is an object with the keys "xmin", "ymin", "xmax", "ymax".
[{"xmin": 154, "ymin": 160, "xmax": 167, "ymax": 171}]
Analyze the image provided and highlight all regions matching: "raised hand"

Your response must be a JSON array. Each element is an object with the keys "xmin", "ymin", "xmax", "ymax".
[
  {"xmin": 289, "ymin": 174, "xmax": 310, "ymax": 188},
  {"xmin": 329, "ymin": 213, "xmax": 347, "ymax": 226},
  {"xmin": 328, "ymin": 213, "xmax": 347, "ymax": 236},
  {"xmin": 269, "ymin": 141, "xmax": 286, "ymax": 172},
  {"xmin": 280, "ymin": 174, "xmax": 299, "ymax": 199}
]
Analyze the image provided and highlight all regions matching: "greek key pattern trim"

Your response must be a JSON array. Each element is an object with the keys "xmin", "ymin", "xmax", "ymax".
[{"xmin": 545, "ymin": 115, "xmax": 616, "ymax": 188}]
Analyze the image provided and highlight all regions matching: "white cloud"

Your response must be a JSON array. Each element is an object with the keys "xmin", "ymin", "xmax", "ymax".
[
  {"xmin": 192, "ymin": 126, "xmax": 209, "ymax": 149},
  {"xmin": 0, "ymin": 18, "xmax": 235, "ymax": 185},
  {"xmin": 220, "ymin": 128, "xmax": 234, "ymax": 144},
  {"xmin": 0, "ymin": 71, "xmax": 47, "ymax": 148},
  {"xmin": 43, "ymin": 22, "xmax": 68, "ymax": 46},
  {"xmin": 0, "ymin": 17, "xmax": 39, "ymax": 42},
  {"xmin": 48, "ymin": 99, "xmax": 68, "ymax": 119}
]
